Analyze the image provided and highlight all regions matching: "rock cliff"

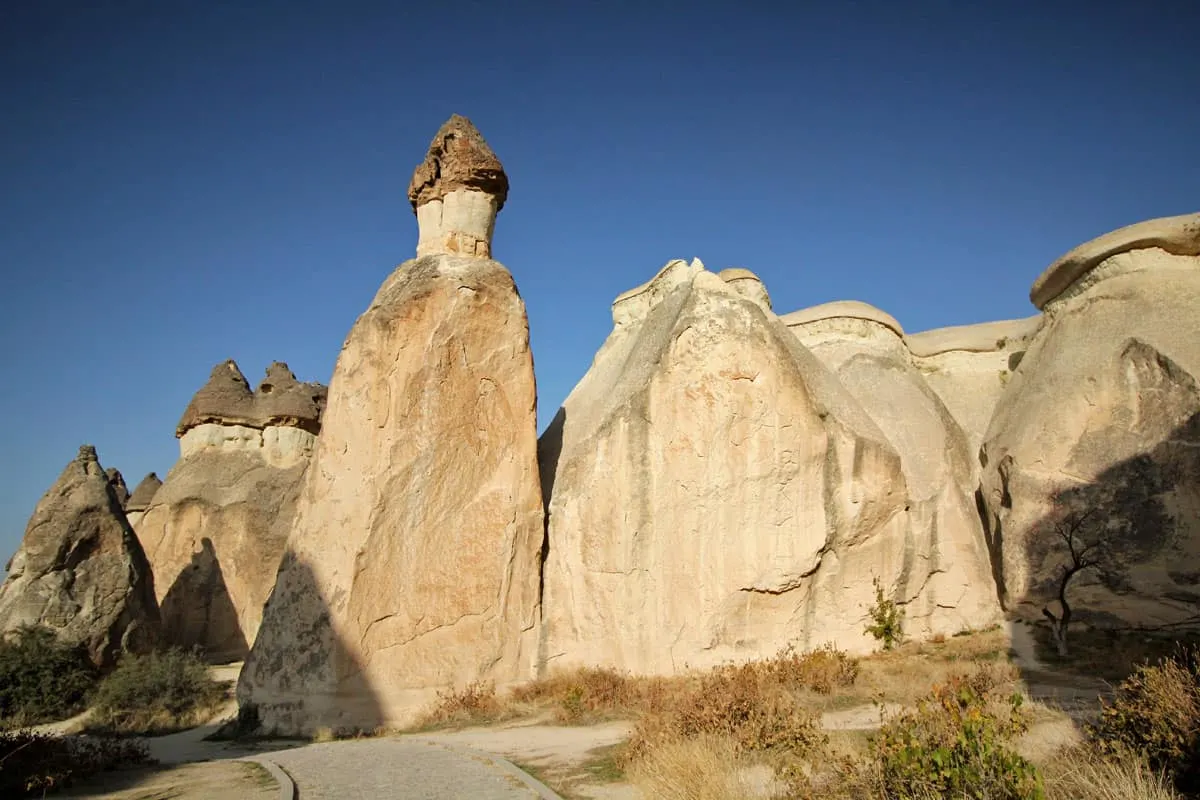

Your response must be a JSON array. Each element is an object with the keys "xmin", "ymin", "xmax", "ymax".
[
  {"xmin": 980, "ymin": 213, "xmax": 1200, "ymax": 629},
  {"xmin": 239, "ymin": 115, "xmax": 543, "ymax": 734},
  {"xmin": 138, "ymin": 361, "xmax": 326, "ymax": 662},
  {"xmin": 539, "ymin": 261, "xmax": 929, "ymax": 674}
]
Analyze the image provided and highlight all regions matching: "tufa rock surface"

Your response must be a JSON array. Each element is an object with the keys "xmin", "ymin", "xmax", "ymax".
[
  {"xmin": 1029, "ymin": 212, "xmax": 1200, "ymax": 309},
  {"xmin": 906, "ymin": 315, "xmax": 1042, "ymax": 458},
  {"xmin": 123, "ymin": 472, "xmax": 162, "ymax": 531},
  {"xmin": 240, "ymin": 118, "xmax": 543, "ymax": 735},
  {"xmin": 0, "ymin": 446, "xmax": 159, "ymax": 667},
  {"xmin": 981, "ymin": 215, "xmax": 1200, "ymax": 630},
  {"xmin": 540, "ymin": 259, "xmax": 929, "ymax": 675},
  {"xmin": 139, "ymin": 362, "xmax": 325, "ymax": 662},
  {"xmin": 785, "ymin": 301, "xmax": 1002, "ymax": 637}
]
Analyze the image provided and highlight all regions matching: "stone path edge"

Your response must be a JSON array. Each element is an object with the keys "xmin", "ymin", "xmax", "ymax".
[
  {"xmin": 407, "ymin": 738, "xmax": 564, "ymax": 799},
  {"xmin": 245, "ymin": 757, "xmax": 296, "ymax": 800}
]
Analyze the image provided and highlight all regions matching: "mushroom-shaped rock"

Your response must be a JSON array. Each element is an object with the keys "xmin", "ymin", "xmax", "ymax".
[
  {"xmin": 176, "ymin": 360, "xmax": 255, "ymax": 436},
  {"xmin": 718, "ymin": 267, "xmax": 772, "ymax": 311},
  {"xmin": 241, "ymin": 115, "xmax": 543, "ymax": 735},
  {"xmin": 0, "ymin": 445, "xmax": 159, "ymax": 667},
  {"xmin": 254, "ymin": 362, "xmax": 325, "ymax": 434},
  {"xmin": 408, "ymin": 114, "xmax": 509, "ymax": 259},
  {"xmin": 1030, "ymin": 212, "xmax": 1200, "ymax": 309},
  {"xmin": 106, "ymin": 467, "xmax": 129, "ymax": 508},
  {"xmin": 981, "ymin": 214, "xmax": 1200, "ymax": 631}
]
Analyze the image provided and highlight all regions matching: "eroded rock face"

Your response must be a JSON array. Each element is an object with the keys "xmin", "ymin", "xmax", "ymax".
[
  {"xmin": 538, "ymin": 260, "xmax": 943, "ymax": 675},
  {"xmin": 139, "ymin": 363, "xmax": 324, "ymax": 662},
  {"xmin": 785, "ymin": 303, "xmax": 1002, "ymax": 638},
  {"xmin": 0, "ymin": 446, "xmax": 159, "ymax": 667},
  {"xmin": 105, "ymin": 468, "xmax": 129, "ymax": 508},
  {"xmin": 239, "ymin": 117, "xmax": 543, "ymax": 735},
  {"xmin": 980, "ymin": 214, "xmax": 1200, "ymax": 629},
  {"xmin": 906, "ymin": 316, "xmax": 1042, "ymax": 458}
]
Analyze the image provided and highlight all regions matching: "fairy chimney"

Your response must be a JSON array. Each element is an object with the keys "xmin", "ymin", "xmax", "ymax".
[{"xmin": 407, "ymin": 114, "xmax": 509, "ymax": 259}]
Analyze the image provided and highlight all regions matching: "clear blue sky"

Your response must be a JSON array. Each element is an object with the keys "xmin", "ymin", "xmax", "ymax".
[{"xmin": 2, "ymin": 1, "xmax": 1197, "ymax": 563}]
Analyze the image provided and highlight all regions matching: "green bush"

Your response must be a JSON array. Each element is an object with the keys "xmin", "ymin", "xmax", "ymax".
[
  {"xmin": 0, "ymin": 626, "xmax": 97, "ymax": 728},
  {"xmin": 88, "ymin": 648, "xmax": 226, "ymax": 735},
  {"xmin": 1089, "ymin": 647, "xmax": 1200, "ymax": 794},
  {"xmin": 0, "ymin": 730, "xmax": 150, "ymax": 797},
  {"xmin": 865, "ymin": 577, "xmax": 905, "ymax": 650},
  {"xmin": 870, "ymin": 673, "xmax": 1043, "ymax": 799}
]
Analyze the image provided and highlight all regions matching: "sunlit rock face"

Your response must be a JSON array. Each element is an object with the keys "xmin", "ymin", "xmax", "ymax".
[
  {"xmin": 906, "ymin": 315, "xmax": 1043, "ymax": 461},
  {"xmin": 980, "ymin": 213, "xmax": 1200, "ymax": 630},
  {"xmin": 538, "ymin": 259, "xmax": 985, "ymax": 676},
  {"xmin": 138, "ymin": 361, "xmax": 326, "ymax": 662},
  {"xmin": 0, "ymin": 445, "xmax": 159, "ymax": 668},
  {"xmin": 239, "ymin": 115, "xmax": 543, "ymax": 736},
  {"xmin": 783, "ymin": 302, "xmax": 1002, "ymax": 640}
]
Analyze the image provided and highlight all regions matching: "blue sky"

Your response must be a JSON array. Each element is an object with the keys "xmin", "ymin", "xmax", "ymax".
[{"xmin": 2, "ymin": 1, "xmax": 1197, "ymax": 562}]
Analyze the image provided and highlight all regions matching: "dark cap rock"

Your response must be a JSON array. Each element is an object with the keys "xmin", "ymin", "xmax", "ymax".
[
  {"xmin": 407, "ymin": 114, "xmax": 509, "ymax": 212},
  {"xmin": 176, "ymin": 360, "xmax": 326, "ymax": 437}
]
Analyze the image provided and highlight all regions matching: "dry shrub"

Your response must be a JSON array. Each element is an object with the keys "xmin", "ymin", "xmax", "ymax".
[
  {"xmin": 87, "ymin": 648, "xmax": 226, "ymax": 735},
  {"xmin": 419, "ymin": 681, "xmax": 501, "ymax": 727},
  {"xmin": 1042, "ymin": 745, "xmax": 1180, "ymax": 800},
  {"xmin": 626, "ymin": 733, "xmax": 774, "ymax": 800},
  {"xmin": 1089, "ymin": 647, "xmax": 1200, "ymax": 795},
  {"xmin": 626, "ymin": 658, "xmax": 827, "ymax": 761}
]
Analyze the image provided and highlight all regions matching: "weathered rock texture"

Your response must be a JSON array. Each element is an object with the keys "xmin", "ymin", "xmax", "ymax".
[
  {"xmin": 539, "ymin": 259, "xmax": 987, "ymax": 676},
  {"xmin": 906, "ymin": 316, "xmax": 1042, "ymax": 457},
  {"xmin": 139, "ymin": 362, "xmax": 325, "ymax": 662},
  {"xmin": 106, "ymin": 468, "xmax": 129, "ymax": 508},
  {"xmin": 123, "ymin": 472, "xmax": 162, "ymax": 530},
  {"xmin": 980, "ymin": 213, "xmax": 1200, "ymax": 630},
  {"xmin": 240, "ymin": 116, "xmax": 543, "ymax": 735},
  {"xmin": 784, "ymin": 302, "xmax": 1002, "ymax": 637},
  {"xmin": 0, "ymin": 446, "xmax": 159, "ymax": 667},
  {"xmin": 408, "ymin": 114, "xmax": 508, "ymax": 259}
]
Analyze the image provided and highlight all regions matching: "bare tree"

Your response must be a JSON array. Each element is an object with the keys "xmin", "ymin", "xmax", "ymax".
[{"xmin": 1041, "ymin": 509, "xmax": 1108, "ymax": 657}]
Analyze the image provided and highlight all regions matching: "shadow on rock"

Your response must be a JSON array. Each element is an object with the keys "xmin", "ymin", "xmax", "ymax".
[
  {"xmin": 235, "ymin": 550, "xmax": 385, "ymax": 738},
  {"xmin": 160, "ymin": 537, "xmax": 249, "ymax": 663}
]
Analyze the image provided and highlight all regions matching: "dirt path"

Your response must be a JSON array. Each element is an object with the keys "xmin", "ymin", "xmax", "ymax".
[{"xmin": 56, "ymin": 760, "xmax": 278, "ymax": 800}]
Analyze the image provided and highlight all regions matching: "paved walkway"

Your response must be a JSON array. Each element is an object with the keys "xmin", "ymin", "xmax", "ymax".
[{"xmin": 267, "ymin": 738, "xmax": 560, "ymax": 799}]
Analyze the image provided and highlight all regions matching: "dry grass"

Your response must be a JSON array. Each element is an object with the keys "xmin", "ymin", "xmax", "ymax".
[
  {"xmin": 625, "ymin": 733, "xmax": 778, "ymax": 800},
  {"xmin": 1042, "ymin": 745, "xmax": 1181, "ymax": 800}
]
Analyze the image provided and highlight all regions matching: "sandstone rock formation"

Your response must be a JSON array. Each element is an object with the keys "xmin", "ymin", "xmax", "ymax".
[
  {"xmin": 240, "ymin": 115, "xmax": 543, "ymax": 735},
  {"xmin": 0, "ymin": 446, "xmax": 159, "ymax": 667},
  {"xmin": 784, "ymin": 302, "xmax": 1002, "ymax": 637},
  {"xmin": 538, "ymin": 258, "xmax": 989, "ymax": 676},
  {"xmin": 906, "ymin": 316, "xmax": 1042, "ymax": 457},
  {"xmin": 123, "ymin": 472, "xmax": 162, "ymax": 530},
  {"xmin": 138, "ymin": 361, "xmax": 326, "ymax": 662},
  {"xmin": 980, "ymin": 213, "xmax": 1200, "ymax": 630}
]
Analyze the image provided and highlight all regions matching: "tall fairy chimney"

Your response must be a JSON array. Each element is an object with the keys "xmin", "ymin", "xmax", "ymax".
[{"xmin": 407, "ymin": 114, "xmax": 509, "ymax": 259}]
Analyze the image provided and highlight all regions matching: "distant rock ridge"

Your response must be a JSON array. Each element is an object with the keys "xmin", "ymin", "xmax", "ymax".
[
  {"xmin": 175, "ymin": 360, "xmax": 326, "ymax": 438},
  {"xmin": 105, "ymin": 467, "xmax": 129, "ymax": 507}
]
